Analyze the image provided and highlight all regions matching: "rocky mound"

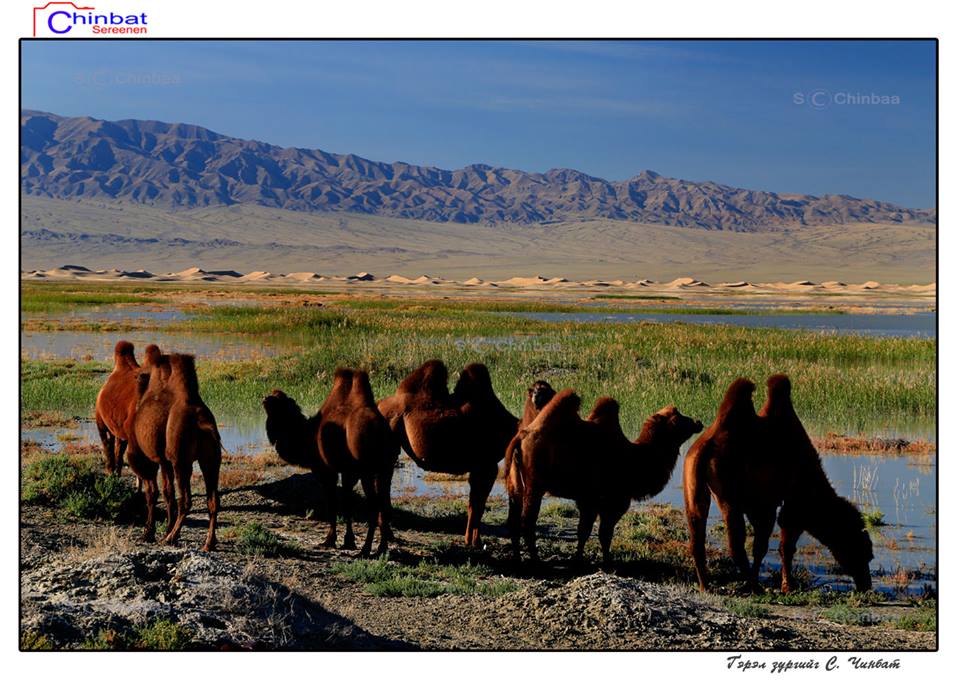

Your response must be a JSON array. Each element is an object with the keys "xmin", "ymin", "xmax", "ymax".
[{"xmin": 20, "ymin": 549, "xmax": 398, "ymax": 650}]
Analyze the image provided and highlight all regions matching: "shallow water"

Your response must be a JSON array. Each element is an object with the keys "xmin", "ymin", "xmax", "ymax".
[
  {"xmin": 509, "ymin": 310, "xmax": 936, "ymax": 338},
  {"xmin": 24, "ymin": 419, "xmax": 935, "ymax": 594}
]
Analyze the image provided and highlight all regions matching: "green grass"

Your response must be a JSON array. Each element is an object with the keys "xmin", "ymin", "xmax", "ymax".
[
  {"xmin": 820, "ymin": 605, "xmax": 881, "ymax": 626},
  {"xmin": 19, "ymin": 291, "xmax": 934, "ymax": 435},
  {"xmin": 234, "ymin": 523, "xmax": 301, "ymax": 558},
  {"xmin": 20, "ymin": 283, "xmax": 167, "ymax": 313},
  {"xmin": 21, "ymin": 453, "xmax": 137, "ymax": 521},
  {"xmin": 892, "ymin": 608, "xmax": 936, "ymax": 632},
  {"xmin": 331, "ymin": 557, "xmax": 518, "ymax": 598},
  {"xmin": 20, "ymin": 630, "xmax": 53, "ymax": 650},
  {"xmin": 79, "ymin": 620, "xmax": 193, "ymax": 650},
  {"xmin": 721, "ymin": 597, "xmax": 771, "ymax": 619},
  {"xmin": 863, "ymin": 509, "xmax": 887, "ymax": 528}
]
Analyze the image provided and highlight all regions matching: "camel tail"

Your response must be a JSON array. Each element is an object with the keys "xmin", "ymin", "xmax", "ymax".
[{"xmin": 504, "ymin": 431, "xmax": 526, "ymax": 494}]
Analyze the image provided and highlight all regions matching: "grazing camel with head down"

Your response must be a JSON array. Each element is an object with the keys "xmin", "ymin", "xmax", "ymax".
[
  {"xmin": 683, "ymin": 375, "xmax": 873, "ymax": 592},
  {"xmin": 125, "ymin": 352, "xmax": 221, "ymax": 551},
  {"xmin": 377, "ymin": 360, "xmax": 519, "ymax": 546},
  {"xmin": 506, "ymin": 389, "xmax": 703, "ymax": 566}
]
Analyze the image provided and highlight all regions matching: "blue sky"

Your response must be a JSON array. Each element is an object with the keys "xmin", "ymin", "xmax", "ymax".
[{"xmin": 21, "ymin": 40, "xmax": 936, "ymax": 207}]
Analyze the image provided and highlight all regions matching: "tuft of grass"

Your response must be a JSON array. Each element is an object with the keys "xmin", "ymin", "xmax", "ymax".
[
  {"xmin": 892, "ymin": 609, "xmax": 936, "ymax": 632},
  {"xmin": 20, "ymin": 630, "xmax": 53, "ymax": 650},
  {"xmin": 862, "ymin": 509, "xmax": 886, "ymax": 528},
  {"xmin": 820, "ymin": 605, "xmax": 881, "ymax": 626},
  {"xmin": 22, "ymin": 454, "xmax": 137, "ymax": 521},
  {"xmin": 134, "ymin": 620, "xmax": 193, "ymax": 650},
  {"xmin": 721, "ymin": 597, "xmax": 770, "ymax": 619},
  {"xmin": 234, "ymin": 523, "xmax": 301, "ymax": 558},
  {"xmin": 331, "ymin": 557, "xmax": 518, "ymax": 598}
]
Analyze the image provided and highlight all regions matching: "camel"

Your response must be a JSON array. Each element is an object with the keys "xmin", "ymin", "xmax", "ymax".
[
  {"xmin": 263, "ymin": 370, "xmax": 398, "ymax": 555},
  {"xmin": 377, "ymin": 360, "xmax": 519, "ymax": 546},
  {"xmin": 683, "ymin": 375, "xmax": 873, "ymax": 593},
  {"xmin": 521, "ymin": 380, "xmax": 557, "ymax": 429},
  {"xmin": 505, "ymin": 389, "xmax": 703, "ymax": 566},
  {"xmin": 94, "ymin": 341, "xmax": 160, "ymax": 477},
  {"xmin": 125, "ymin": 353, "xmax": 221, "ymax": 551}
]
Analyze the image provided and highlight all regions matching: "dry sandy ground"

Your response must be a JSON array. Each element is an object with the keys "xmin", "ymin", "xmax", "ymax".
[{"xmin": 21, "ymin": 196, "xmax": 935, "ymax": 284}]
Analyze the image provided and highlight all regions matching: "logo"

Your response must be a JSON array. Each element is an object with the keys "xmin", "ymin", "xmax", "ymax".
[{"xmin": 33, "ymin": 2, "xmax": 148, "ymax": 36}]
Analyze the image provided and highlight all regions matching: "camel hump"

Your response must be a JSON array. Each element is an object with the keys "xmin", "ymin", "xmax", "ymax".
[
  {"xmin": 715, "ymin": 377, "xmax": 757, "ymax": 427},
  {"xmin": 533, "ymin": 388, "xmax": 581, "ymax": 429},
  {"xmin": 586, "ymin": 396, "xmax": 620, "ymax": 426},
  {"xmin": 143, "ymin": 344, "xmax": 162, "ymax": 366},
  {"xmin": 332, "ymin": 367, "xmax": 354, "ymax": 397},
  {"xmin": 350, "ymin": 369, "xmax": 377, "ymax": 407},
  {"xmin": 168, "ymin": 354, "xmax": 200, "ymax": 398},
  {"xmin": 114, "ymin": 340, "xmax": 137, "ymax": 367},
  {"xmin": 761, "ymin": 373, "xmax": 796, "ymax": 418},
  {"xmin": 400, "ymin": 359, "xmax": 449, "ymax": 398}
]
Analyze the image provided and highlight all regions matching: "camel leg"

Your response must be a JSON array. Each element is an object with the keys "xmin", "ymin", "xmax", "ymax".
[
  {"xmin": 597, "ymin": 503, "xmax": 628, "ymax": 570},
  {"xmin": 520, "ymin": 489, "xmax": 543, "ymax": 563},
  {"xmin": 465, "ymin": 462, "xmax": 498, "ymax": 547},
  {"xmin": 142, "ymin": 476, "xmax": 159, "ymax": 543},
  {"xmin": 162, "ymin": 460, "xmax": 193, "ymax": 545},
  {"xmin": 749, "ymin": 509, "xmax": 777, "ymax": 589},
  {"xmin": 340, "ymin": 473, "xmax": 358, "ymax": 550},
  {"xmin": 685, "ymin": 484, "xmax": 712, "ymax": 592},
  {"xmin": 158, "ymin": 460, "xmax": 177, "ymax": 537},
  {"xmin": 574, "ymin": 502, "xmax": 598, "ymax": 564},
  {"xmin": 198, "ymin": 451, "xmax": 220, "ymax": 552},
  {"xmin": 718, "ymin": 501, "xmax": 751, "ymax": 577},
  {"xmin": 374, "ymin": 465, "xmax": 394, "ymax": 555},
  {"xmin": 115, "ymin": 439, "xmax": 128, "ymax": 481},
  {"xmin": 96, "ymin": 415, "xmax": 116, "ymax": 476},
  {"xmin": 318, "ymin": 471, "xmax": 338, "ymax": 547},
  {"xmin": 507, "ymin": 487, "xmax": 524, "ymax": 561},
  {"xmin": 358, "ymin": 474, "xmax": 378, "ymax": 557},
  {"xmin": 778, "ymin": 504, "xmax": 803, "ymax": 593}
]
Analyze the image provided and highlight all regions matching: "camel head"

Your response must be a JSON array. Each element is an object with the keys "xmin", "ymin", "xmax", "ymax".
[
  {"xmin": 826, "ymin": 499, "xmax": 875, "ymax": 592},
  {"xmin": 640, "ymin": 405, "xmax": 704, "ymax": 447},
  {"xmin": 527, "ymin": 380, "xmax": 556, "ymax": 411},
  {"xmin": 262, "ymin": 389, "xmax": 308, "ymax": 441}
]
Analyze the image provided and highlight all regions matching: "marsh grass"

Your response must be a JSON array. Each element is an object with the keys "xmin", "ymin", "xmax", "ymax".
[
  {"xmin": 820, "ymin": 605, "xmax": 881, "ymax": 626},
  {"xmin": 80, "ymin": 620, "xmax": 194, "ymax": 650},
  {"xmin": 721, "ymin": 597, "xmax": 771, "ymax": 618},
  {"xmin": 892, "ymin": 608, "xmax": 936, "ymax": 632},
  {"xmin": 21, "ymin": 295, "xmax": 935, "ymax": 434}
]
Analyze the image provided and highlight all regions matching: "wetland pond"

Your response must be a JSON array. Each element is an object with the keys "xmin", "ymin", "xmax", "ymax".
[{"xmin": 510, "ymin": 310, "xmax": 936, "ymax": 338}]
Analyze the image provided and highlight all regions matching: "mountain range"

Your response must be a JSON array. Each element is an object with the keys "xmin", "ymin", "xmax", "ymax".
[{"xmin": 20, "ymin": 110, "xmax": 935, "ymax": 231}]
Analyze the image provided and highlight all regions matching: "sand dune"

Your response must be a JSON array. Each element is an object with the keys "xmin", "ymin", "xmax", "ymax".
[{"xmin": 21, "ymin": 264, "xmax": 937, "ymax": 301}]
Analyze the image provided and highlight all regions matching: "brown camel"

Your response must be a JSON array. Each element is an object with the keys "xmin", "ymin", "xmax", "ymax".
[
  {"xmin": 263, "ymin": 372, "xmax": 398, "ymax": 555},
  {"xmin": 683, "ymin": 375, "xmax": 873, "ymax": 593},
  {"xmin": 125, "ymin": 353, "xmax": 221, "ymax": 551},
  {"xmin": 94, "ymin": 341, "xmax": 160, "ymax": 477},
  {"xmin": 377, "ymin": 360, "xmax": 519, "ymax": 546},
  {"xmin": 505, "ymin": 389, "xmax": 703, "ymax": 566}
]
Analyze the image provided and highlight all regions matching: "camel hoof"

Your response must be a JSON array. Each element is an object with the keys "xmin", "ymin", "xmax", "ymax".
[
  {"xmin": 141, "ymin": 533, "xmax": 156, "ymax": 543},
  {"xmin": 341, "ymin": 538, "xmax": 357, "ymax": 551}
]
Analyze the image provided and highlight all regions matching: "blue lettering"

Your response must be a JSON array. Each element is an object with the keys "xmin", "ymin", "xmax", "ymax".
[{"xmin": 47, "ymin": 11, "xmax": 73, "ymax": 33}]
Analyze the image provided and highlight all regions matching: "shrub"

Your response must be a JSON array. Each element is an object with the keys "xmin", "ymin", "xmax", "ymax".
[
  {"xmin": 22, "ymin": 455, "xmax": 136, "ymax": 522},
  {"xmin": 722, "ymin": 597, "xmax": 770, "ymax": 619},
  {"xmin": 893, "ymin": 609, "xmax": 936, "ymax": 632},
  {"xmin": 20, "ymin": 630, "xmax": 53, "ymax": 650},
  {"xmin": 235, "ymin": 523, "xmax": 300, "ymax": 558},
  {"xmin": 134, "ymin": 620, "xmax": 193, "ymax": 650},
  {"xmin": 821, "ymin": 605, "xmax": 880, "ymax": 626}
]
